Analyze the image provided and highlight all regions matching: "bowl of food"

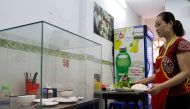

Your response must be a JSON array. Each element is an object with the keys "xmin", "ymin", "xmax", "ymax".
[
  {"xmin": 131, "ymin": 84, "xmax": 148, "ymax": 91},
  {"xmin": 59, "ymin": 90, "xmax": 73, "ymax": 97},
  {"xmin": 17, "ymin": 95, "xmax": 36, "ymax": 105}
]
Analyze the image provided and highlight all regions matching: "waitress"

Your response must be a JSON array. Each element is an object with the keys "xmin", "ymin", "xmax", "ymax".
[{"xmin": 136, "ymin": 12, "xmax": 190, "ymax": 109}]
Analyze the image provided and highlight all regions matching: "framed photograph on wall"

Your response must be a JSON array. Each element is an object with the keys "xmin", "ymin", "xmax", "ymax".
[{"xmin": 94, "ymin": 2, "xmax": 114, "ymax": 42}]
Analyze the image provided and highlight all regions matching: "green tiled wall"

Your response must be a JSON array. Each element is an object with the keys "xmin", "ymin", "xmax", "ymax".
[{"xmin": 0, "ymin": 38, "xmax": 112, "ymax": 65}]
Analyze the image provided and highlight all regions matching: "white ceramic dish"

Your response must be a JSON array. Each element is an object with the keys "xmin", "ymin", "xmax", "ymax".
[
  {"xmin": 33, "ymin": 98, "xmax": 56, "ymax": 103},
  {"xmin": 54, "ymin": 97, "xmax": 78, "ymax": 103},
  {"xmin": 17, "ymin": 95, "xmax": 36, "ymax": 105},
  {"xmin": 42, "ymin": 101, "xmax": 59, "ymax": 106},
  {"xmin": 78, "ymin": 96, "xmax": 84, "ymax": 100},
  {"xmin": 59, "ymin": 90, "xmax": 73, "ymax": 97}
]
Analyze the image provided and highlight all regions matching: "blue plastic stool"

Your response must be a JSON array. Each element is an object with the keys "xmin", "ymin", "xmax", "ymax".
[
  {"xmin": 109, "ymin": 101, "xmax": 127, "ymax": 109},
  {"xmin": 127, "ymin": 101, "xmax": 143, "ymax": 109},
  {"xmin": 127, "ymin": 102, "xmax": 134, "ymax": 109},
  {"xmin": 137, "ymin": 101, "xmax": 143, "ymax": 109}
]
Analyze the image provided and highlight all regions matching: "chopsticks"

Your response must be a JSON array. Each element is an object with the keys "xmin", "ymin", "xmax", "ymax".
[
  {"xmin": 32, "ymin": 72, "xmax": 38, "ymax": 85},
  {"xmin": 24, "ymin": 72, "xmax": 38, "ymax": 84},
  {"xmin": 24, "ymin": 72, "xmax": 29, "ymax": 83}
]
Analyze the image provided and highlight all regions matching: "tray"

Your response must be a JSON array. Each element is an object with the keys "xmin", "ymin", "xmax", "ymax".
[{"xmin": 115, "ymin": 88, "xmax": 135, "ymax": 92}]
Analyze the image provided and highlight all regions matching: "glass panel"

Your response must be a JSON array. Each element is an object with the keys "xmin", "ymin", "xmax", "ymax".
[
  {"xmin": 0, "ymin": 23, "xmax": 42, "ymax": 46},
  {"xmin": 146, "ymin": 35, "xmax": 154, "ymax": 107},
  {"xmin": 146, "ymin": 37, "xmax": 153, "ymax": 77},
  {"xmin": 0, "ymin": 21, "xmax": 102, "ymax": 108},
  {"xmin": 0, "ymin": 22, "xmax": 42, "ymax": 108},
  {"xmin": 42, "ymin": 22, "xmax": 102, "ymax": 99},
  {"xmin": 0, "ymin": 22, "xmax": 42, "ymax": 94}
]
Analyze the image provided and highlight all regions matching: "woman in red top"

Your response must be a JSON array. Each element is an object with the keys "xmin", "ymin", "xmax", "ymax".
[{"xmin": 137, "ymin": 12, "xmax": 190, "ymax": 109}]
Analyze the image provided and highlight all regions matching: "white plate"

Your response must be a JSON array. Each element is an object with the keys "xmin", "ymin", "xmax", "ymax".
[
  {"xmin": 54, "ymin": 97, "xmax": 78, "ymax": 103},
  {"xmin": 78, "ymin": 96, "xmax": 84, "ymax": 100},
  {"xmin": 33, "ymin": 98, "xmax": 55, "ymax": 103},
  {"xmin": 42, "ymin": 101, "xmax": 59, "ymax": 106}
]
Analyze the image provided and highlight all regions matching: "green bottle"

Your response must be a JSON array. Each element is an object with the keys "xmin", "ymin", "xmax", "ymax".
[
  {"xmin": 116, "ymin": 47, "xmax": 131, "ymax": 81},
  {"xmin": 0, "ymin": 84, "xmax": 10, "ymax": 106}
]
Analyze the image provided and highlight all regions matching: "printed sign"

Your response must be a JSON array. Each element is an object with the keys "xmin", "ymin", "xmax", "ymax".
[{"xmin": 128, "ymin": 67, "xmax": 144, "ymax": 82}]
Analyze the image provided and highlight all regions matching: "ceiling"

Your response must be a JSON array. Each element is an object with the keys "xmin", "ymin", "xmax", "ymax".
[
  {"xmin": 125, "ymin": 0, "xmax": 190, "ymax": 51},
  {"xmin": 126, "ymin": 0, "xmax": 165, "ymax": 18},
  {"xmin": 166, "ymin": 0, "xmax": 190, "ymax": 18}
]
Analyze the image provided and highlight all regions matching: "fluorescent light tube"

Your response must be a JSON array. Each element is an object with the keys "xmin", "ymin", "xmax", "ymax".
[{"xmin": 116, "ymin": 0, "xmax": 127, "ymax": 8}]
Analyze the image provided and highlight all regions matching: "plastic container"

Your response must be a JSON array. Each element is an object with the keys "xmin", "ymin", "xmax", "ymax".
[
  {"xmin": 48, "ymin": 89, "xmax": 53, "ymax": 98},
  {"xmin": 43, "ymin": 88, "xmax": 57, "ymax": 98},
  {"xmin": 42, "ymin": 88, "xmax": 48, "ymax": 98},
  {"xmin": 0, "ymin": 84, "xmax": 10, "ymax": 106},
  {"xmin": 25, "ymin": 82, "xmax": 39, "ymax": 96}
]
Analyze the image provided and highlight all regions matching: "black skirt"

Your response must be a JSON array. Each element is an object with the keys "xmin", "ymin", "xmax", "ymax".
[{"xmin": 166, "ymin": 94, "xmax": 190, "ymax": 109}]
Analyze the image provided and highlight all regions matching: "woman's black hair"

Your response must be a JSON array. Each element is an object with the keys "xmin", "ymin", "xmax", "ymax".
[{"xmin": 157, "ymin": 12, "xmax": 185, "ymax": 37}]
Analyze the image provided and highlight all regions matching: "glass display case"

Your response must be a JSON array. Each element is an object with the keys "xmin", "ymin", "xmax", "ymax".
[{"xmin": 0, "ymin": 21, "xmax": 102, "ymax": 108}]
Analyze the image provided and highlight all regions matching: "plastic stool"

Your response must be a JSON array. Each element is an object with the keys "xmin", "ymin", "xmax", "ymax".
[
  {"xmin": 127, "ymin": 101, "xmax": 143, "ymax": 109},
  {"xmin": 127, "ymin": 102, "xmax": 134, "ymax": 109},
  {"xmin": 109, "ymin": 101, "xmax": 127, "ymax": 109},
  {"xmin": 138, "ymin": 101, "xmax": 143, "ymax": 109}
]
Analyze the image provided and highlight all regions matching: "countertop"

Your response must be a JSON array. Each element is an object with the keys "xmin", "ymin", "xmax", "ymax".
[{"xmin": 7, "ymin": 97, "xmax": 100, "ymax": 109}]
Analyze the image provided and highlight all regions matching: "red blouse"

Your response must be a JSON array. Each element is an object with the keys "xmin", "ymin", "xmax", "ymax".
[{"xmin": 159, "ymin": 37, "xmax": 190, "ymax": 96}]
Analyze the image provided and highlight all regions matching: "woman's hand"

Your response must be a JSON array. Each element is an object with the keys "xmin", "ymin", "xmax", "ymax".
[
  {"xmin": 135, "ymin": 75, "xmax": 155, "ymax": 85},
  {"xmin": 134, "ymin": 80, "xmax": 143, "ymax": 84},
  {"xmin": 147, "ymin": 84, "xmax": 163, "ymax": 95}
]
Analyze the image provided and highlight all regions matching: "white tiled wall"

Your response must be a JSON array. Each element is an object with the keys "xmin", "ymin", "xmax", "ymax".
[
  {"xmin": 0, "ymin": 47, "xmax": 8, "ymax": 85},
  {"xmin": 0, "ymin": 47, "xmax": 102, "ymax": 98}
]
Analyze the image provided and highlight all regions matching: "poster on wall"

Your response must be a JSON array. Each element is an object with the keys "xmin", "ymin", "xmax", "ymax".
[
  {"xmin": 114, "ymin": 26, "xmax": 145, "ymax": 82},
  {"xmin": 93, "ymin": 2, "xmax": 114, "ymax": 42}
]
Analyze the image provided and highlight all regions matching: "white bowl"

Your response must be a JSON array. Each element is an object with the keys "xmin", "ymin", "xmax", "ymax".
[
  {"xmin": 17, "ymin": 95, "xmax": 36, "ymax": 105},
  {"xmin": 60, "ymin": 90, "xmax": 73, "ymax": 97}
]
